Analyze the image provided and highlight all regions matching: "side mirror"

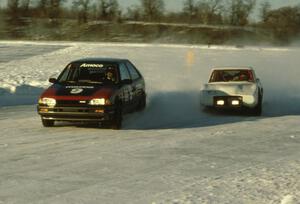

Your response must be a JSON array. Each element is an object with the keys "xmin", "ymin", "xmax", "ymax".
[
  {"xmin": 49, "ymin": 78, "xmax": 57, "ymax": 83},
  {"xmin": 121, "ymin": 79, "xmax": 132, "ymax": 85}
]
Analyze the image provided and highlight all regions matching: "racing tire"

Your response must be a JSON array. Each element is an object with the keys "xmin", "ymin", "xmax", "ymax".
[
  {"xmin": 252, "ymin": 94, "xmax": 263, "ymax": 116},
  {"xmin": 111, "ymin": 105, "xmax": 123, "ymax": 130},
  {"xmin": 136, "ymin": 93, "xmax": 146, "ymax": 111},
  {"xmin": 42, "ymin": 119, "xmax": 55, "ymax": 127}
]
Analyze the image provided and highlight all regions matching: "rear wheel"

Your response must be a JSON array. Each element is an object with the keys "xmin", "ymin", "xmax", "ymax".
[
  {"xmin": 252, "ymin": 94, "xmax": 262, "ymax": 116},
  {"xmin": 42, "ymin": 119, "xmax": 55, "ymax": 127}
]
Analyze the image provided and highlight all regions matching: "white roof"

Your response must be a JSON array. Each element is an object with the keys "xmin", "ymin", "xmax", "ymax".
[{"xmin": 211, "ymin": 66, "xmax": 254, "ymax": 71}]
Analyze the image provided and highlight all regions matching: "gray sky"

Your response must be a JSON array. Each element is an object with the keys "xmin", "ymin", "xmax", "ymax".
[
  {"xmin": 117, "ymin": 0, "xmax": 300, "ymax": 12},
  {"xmin": 0, "ymin": 0, "xmax": 299, "ymax": 14}
]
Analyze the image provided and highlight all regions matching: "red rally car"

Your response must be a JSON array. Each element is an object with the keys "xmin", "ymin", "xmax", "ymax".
[{"xmin": 37, "ymin": 58, "xmax": 146, "ymax": 129}]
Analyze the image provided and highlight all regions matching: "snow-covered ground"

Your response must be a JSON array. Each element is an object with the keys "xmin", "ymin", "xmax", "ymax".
[{"xmin": 0, "ymin": 41, "xmax": 299, "ymax": 203}]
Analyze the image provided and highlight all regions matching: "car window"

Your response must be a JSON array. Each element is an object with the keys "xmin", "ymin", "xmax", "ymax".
[
  {"xmin": 210, "ymin": 70, "xmax": 254, "ymax": 82},
  {"xmin": 126, "ymin": 62, "xmax": 140, "ymax": 80},
  {"xmin": 57, "ymin": 62, "xmax": 119, "ymax": 84},
  {"xmin": 119, "ymin": 63, "xmax": 131, "ymax": 81},
  {"xmin": 58, "ymin": 63, "xmax": 79, "ymax": 82}
]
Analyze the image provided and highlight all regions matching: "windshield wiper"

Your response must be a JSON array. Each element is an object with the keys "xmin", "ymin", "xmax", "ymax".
[
  {"xmin": 77, "ymin": 80, "xmax": 103, "ymax": 84},
  {"xmin": 60, "ymin": 80, "xmax": 77, "ymax": 83}
]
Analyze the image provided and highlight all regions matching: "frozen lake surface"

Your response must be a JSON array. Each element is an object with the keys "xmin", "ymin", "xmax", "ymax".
[
  {"xmin": 0, "ymin": 42, "xmax": 68, "ymax": 63},
  {"xmin": 0, "ymin": 41, "xmax": 299, "ymax": 204}
]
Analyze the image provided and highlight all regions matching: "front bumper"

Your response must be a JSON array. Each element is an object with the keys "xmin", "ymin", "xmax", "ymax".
[
  {"xmin": 37, "ymin": 105, "xmax": 116, "ymax": 122},
  {"xmin": 200, "ymin": 91, "xmax": 258, "ymax": 108},
  {"xmin": 213, "ymin": 96, "xmax": 243, "ymax": 108}
]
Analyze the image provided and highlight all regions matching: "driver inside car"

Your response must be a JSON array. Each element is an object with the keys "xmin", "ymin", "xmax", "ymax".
[{"xmin": 106, "ymin": 70, "xmax": 116, "ymax": 83}]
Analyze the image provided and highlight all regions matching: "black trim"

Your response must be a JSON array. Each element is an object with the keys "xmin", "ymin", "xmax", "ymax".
[{"xmin": 37, "ymin": 105, "xmax": 116, "ymax": 122}]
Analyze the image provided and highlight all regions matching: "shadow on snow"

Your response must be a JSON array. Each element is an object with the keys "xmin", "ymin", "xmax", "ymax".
[
  {"xmin": 2, "ymin": 87, "xmax": 299, "ymax": 130},
  {"xmin": 123, "ymin": 90, "xmax": 300, "ymax": 130},
  {"xmin": 0, "ymin": 85, "xmax": 44, "ymax": 107}
]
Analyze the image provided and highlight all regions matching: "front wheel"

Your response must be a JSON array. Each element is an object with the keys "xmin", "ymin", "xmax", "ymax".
[
  {"xmin": 136, "ymin": 93, "xmax": 146, "ymax": 111},
  {"xmin": 42, "ymin": 119, "xmax": 55, "ymax": 127},
  {"xmin": 111, "ymin": 106, "xmax": 123, "ymax": 130}
]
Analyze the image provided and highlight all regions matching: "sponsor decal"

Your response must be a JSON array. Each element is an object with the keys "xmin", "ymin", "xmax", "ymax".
[
  {"xmin": 70, "ymin": 88, "xmax": 84, "ymax": 94},
  {"xmin": 80, "ymin": 63, "xmax": 104, "ymax": 68},
  {"xmin": 66, "ymin": 86, "xmax": 94, "ymax": 89}
]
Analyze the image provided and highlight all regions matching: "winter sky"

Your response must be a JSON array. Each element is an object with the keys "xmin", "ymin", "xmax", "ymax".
[
  {"xmin": 0, "ymin": 0, "xmax": 299, "ymax": 21},
  {"xmin": 117, "ymin": 0, "xmax": 300, "ymax": 11},
  {"xmin": 0, "ymin": 0, "xmax": 299, "ymax": 11}
]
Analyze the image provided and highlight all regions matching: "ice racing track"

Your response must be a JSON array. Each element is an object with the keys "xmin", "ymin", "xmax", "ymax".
[{"xmin": 0, "ymin": 42, "xmax": 299, "ymax": 204}]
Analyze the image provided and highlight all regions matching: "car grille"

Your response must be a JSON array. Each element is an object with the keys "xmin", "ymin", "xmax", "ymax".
[{"xmin": 56, "ymin": 100, "xmax": 89, "ymax": 107}]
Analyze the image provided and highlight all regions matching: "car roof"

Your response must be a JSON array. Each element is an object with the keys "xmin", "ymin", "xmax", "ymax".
[
  {"xmin": 212, "ymin": 66, "xmax": 254, "ymax": 71},
  {"xmin": 71, "ymin": 58, "xmax": 128, "ymax": 63}
]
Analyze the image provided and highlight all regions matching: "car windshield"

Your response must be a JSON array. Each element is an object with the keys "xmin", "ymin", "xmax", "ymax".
[
  {"xmin": 209, "ymin": 69, "xmax": 254, "ymax": 82},
  {"xmin": 57, "ymin": 62, "xmax": 119, "ymax": 84}
]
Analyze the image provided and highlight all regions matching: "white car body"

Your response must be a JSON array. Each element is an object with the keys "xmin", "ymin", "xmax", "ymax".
[{"xmin": 200, "ymin": 67, "xmax": 263, "ymax": 110}]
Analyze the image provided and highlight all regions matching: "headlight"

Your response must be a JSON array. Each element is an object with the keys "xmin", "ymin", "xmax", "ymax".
[
  {"xmin": 216, "ymin": 100, "xmax": 225, "ymax": 106},
  {"xmin": 38, "ymin": 97, "xmax": 56, "ymax": 107},
  {"xmin": 231, "ymin": 100, "xmax": 240, "ymax": 106},
  {"xmin": 89, "ymin": 98, "xmax": 111, "ymax": 105}
]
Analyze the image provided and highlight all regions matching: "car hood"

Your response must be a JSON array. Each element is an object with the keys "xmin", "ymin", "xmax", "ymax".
[
  {"xmin": 40, "ymin": 84, "xmax": 116, "ymax": 100},
  {"xmin": 202, "ymin": 82, "xmax": 257, "ymax": 95}
]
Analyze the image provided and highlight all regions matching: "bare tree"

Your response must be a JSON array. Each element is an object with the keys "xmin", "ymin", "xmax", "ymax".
[
  {"xmin": 107, "ymin": 0, "xmax": 119, "ymax": 20},
  {"xmin": 183, "ymin": 0, "xmax": 197, "ymax": 21},
  {"xmin": 48, "ymin": 0, "xmax": 66, "ymax": 22},
  {"xmin": 259, "ymin": 1, "xmax": 271, "ymax": 22},
  {"xmin": 73, "ymin": 0, "xmax": 91, "ymax": 23},
  {"xmin": 98, "ymin": 0, "xmax": 119, "ymax": 21},
  {"xmin": 90, "ymin": 2, "xmax": 98, "ymax": 20},
  {"xmin": 197, "ymin": 0, "xmax": 224, "ymax": 24},
  {"xmin": 6, "ymin": 0, "xmax": 22, "ymax": 23},
  {"xmin": 228, "ymin": 0, "xmax": 256, "ymax": 26},
  {"xmin": 37, "ymin": 0, "xmax": 48, "ymax": 17},
  {"xmin": 6, "ymin": 0, "xmax": 28, "ymax": 37},
  {"xmin": 126, "ymin": 5, "xmax": 142, "ymax": 21},
  {"xmin": 263, "ymin": 6, "xmax": 300, "ymax": 43},
  {"xmin": 140, "ymin": 0, "xmax": 165, "ymax": 21},
  {"xmin": 20, "ymin": 0, "xmax": 31, "ymax": 17},
  {"xmin": 7, "ymin": 0, "xmax": 20, "ymax": 16}
]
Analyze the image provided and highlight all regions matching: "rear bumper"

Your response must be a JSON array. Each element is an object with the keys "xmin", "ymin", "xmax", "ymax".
[{"xmin": 37, "ymin": 105, "xmax": 116, "ymax": 122}]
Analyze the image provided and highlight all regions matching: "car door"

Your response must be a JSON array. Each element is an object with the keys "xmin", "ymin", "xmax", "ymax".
[
  {"xmin": 125, "ymin": 61, "xmax": 145, "ymax": 108},
  {"xmin": 118, "ymin": 63, "xmax": 134, "ymax": 113}
]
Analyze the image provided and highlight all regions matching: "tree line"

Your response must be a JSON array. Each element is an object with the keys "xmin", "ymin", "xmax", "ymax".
[{"xmin": 1, "ymin": 0, "xmax": 300, "ymax": 43}]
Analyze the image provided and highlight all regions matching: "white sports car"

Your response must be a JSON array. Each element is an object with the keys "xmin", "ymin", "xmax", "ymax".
[{"xmin": 200, "ymin": 67, "xmax": 263, "ymax": 115}]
